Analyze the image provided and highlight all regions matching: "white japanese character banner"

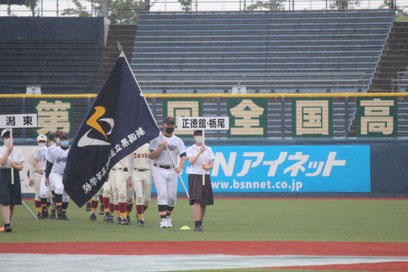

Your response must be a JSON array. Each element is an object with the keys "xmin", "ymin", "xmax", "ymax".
[
  {"xmin": 0, "ymin": 114, "xmax": 37, "ymax": 128},
  {"xmin": 166, "ymin": 145, "xmax": 370, "ymax": 193}
]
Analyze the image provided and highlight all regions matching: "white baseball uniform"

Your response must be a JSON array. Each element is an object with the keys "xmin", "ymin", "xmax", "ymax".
[
  {"xmin": 46, "ymin": 143, "xmax": 58, "ymax": 192},
  {"xmin": 150, "ymin": 135, "xmax": 186, "ymax": 207},
  {"xmin": 35, "ymin": 145, "xmax": 50, "ymax": 199},
  {"xmin": 47, "ymin": 146, "xmax": 69, "ymax": 202},
  {"xmin": 28, "ymin": 146, "xmax": 42, "ymax": 201},
  {"xmin": 111, "ymin": 156, "xmax": 130, "ymax": 204},
  {"xmin": 128, "ymin": 143, "xmax": 152, "ymax": 206}
]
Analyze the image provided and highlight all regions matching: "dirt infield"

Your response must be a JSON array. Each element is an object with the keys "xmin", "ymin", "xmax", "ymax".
[{"xmin": 2, "ymin": 241, "xmax": 408, "ymax": 256}]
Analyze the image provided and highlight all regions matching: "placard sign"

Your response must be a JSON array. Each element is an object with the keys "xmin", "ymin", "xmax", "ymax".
[
  {"xmin": 0, "ymin": 114, "xmax": 38, "ymax": 128},
  {"xmin": 177, "ymin": 117, "xmax": 229, "ymax": 130}
]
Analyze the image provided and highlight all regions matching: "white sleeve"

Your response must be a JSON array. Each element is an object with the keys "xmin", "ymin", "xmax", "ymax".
[
  {"xmin": 34, "ymin": 149, "xmax": 40, "ymax": 161},
  {"xmin": 149, "ymin": 138, "xmax": 160, "ymax": 151},
  {"xmin": 34, "ymin": 147, "xmax": 44, "ymax": 161},
  {"xmin": 11, "ymin": 149, "xmax": 25, "ymax": 164},
  {"xmin": 28, "ymin": 148, "xmax": 37, "ymax": 165},
  {"xmin": 186, "ymin": 146, "xmax": 193, "ymax": 159},
  {"xmin": 45, "ymin": 147, "xmax": 53, "ymax": 162},
  {"xmin": 208, "ymin": 146, "xmax": 215, "ymax": 161},
  {"xmin": 178, "ymin": 138, "xmax": 187, "ymax": 156},
  {"xmin": 47, "ymin": 149, "xmax": 56, "ymax": 163}
]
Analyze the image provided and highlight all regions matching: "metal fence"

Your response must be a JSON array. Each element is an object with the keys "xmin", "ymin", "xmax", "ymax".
[
  {"xmin": 0, "ymin": 0, "xmax": 406, "ymax": 17},
  {"xmin": 1, "ymin": 93, "xmax": 408, "ymax": 144}
]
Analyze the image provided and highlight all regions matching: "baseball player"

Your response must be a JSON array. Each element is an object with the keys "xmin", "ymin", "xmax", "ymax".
[
  {"xmin": 128, "ymin": 143, "xmax": 152, "ymax": 227},
  {"xmin": 85, "ymin": 201, "xmax": 92, "ymax": 212},
  {"xmin": 45, "ymin": 131, "xmax": 63, "ymax": 219},
  {"xmin": 45, "ymin": 133, "xmax": 70, "ymax": 220},
  {"xmin": 89, "ymin": 187, "xmax": 104, "ymax": 221},
  {"xmin": 28, "ymin": 134, "xmax": 48, "ymax": 217},
  {"xmin": 126, "ymin": 180, "xmax": 134, "ymax": 224},
  {"xmin": 112, "ymin": 156, "xmax": 132, "ymax": 225},
  {"xmin": 102, "ymin": 173, "xmax": 114, "ymax": 223},
  {"xmin": 149, "ymin": 116, "xmax": 186, "ymax": 228},
  {"xmin": 32, "ymin": 134, "xmax": 50, "ymax": 219}
]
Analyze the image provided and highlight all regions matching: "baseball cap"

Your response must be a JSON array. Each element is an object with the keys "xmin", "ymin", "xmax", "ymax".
[
  {"xmin": 37, "ymin": 134, "xmax": 47, "ymax": 142},
  {"xmin": 164, "ymin": 116, "xmax": 175, "ymax": 125},
  {"xmin": 59, "ymin": 133, "xmax": 69, "ymax": 140},
  {"xmin": 47, "ymin": 132, "xmax": 55, "ymax": 141},
  {"xmin": 1, "ymin": 129, "xmax": 10, "ymax": 138},
  {"xmin": 55, "ymin": 130, "xmax": 63, "ymax": 138}
]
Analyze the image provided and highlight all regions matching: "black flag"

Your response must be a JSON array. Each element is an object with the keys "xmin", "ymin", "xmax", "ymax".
[{"xmin": 63, "ymin": 52, "xmax": 160, "ymax": 207}]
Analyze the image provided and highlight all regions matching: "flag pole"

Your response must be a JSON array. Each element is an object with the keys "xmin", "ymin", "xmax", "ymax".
[
  {"xmin": 22, "ymin": 201, "xmax": 38, "ymax": 220},
  {"xmin": 202, "ymin": 130, "xmax": 206, "ymax": 186},
  {"xmin": 117, "ymin": 41, "xmax": 123, "ymax": 52},
  {"xmin": 10, "ymin": 127, "xmax": 14, "ymax": 185}
]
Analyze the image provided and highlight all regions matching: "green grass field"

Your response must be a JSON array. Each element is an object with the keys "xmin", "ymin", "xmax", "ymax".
[{"xmin": 2, "ymin": 198, "xmax": 407, "ymax": 243}]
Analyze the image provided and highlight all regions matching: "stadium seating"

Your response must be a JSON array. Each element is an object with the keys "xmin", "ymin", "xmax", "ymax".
[
  {"xmin": 393, "ymin": 68, "xmax": 408, "ymax": 92},
  {"xmin": 0, "ymin": 18, "xmax": 104, "ymax": 94},
  {"xmin": 131, "ymin": 10, "xmax": 396, "ymax": 94},
  {"xmin": 370, "ymin": 21, "xmax": 408, "ymax": 91}
]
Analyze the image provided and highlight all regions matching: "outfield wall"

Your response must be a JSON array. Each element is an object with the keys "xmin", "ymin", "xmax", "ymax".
[
  {"xmin": 18, "ymin": 141, "xmax": 408, "ymax": 198},
  {"xmin": 2, "ymin": 94, "xmax": 407, "ymax": 197}
]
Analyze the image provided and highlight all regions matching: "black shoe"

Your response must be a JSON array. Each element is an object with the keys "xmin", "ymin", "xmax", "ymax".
[
  {"xmin": 137, "ymin": 219, "xmax": 145, "ymax": 227},
  {"xmin": 43, "ymin": 209, "xmax": 49, "ymax": 219},
  {"xmin": 117, "ymin": 216, "xmax": 122, "ymax": 224},
  {"xmin": 39, "ymin": 207, "xmax": 48, "ymax": 219},
  {"xmin": 38, "ymin": 211, "xmax": 44, "ymax": 219},
  {"xmin": 127, "ymin": 216, "xmax": 131, "ymax": 224},
  {"xmin": 103, "ymin": 211, "xmax": 114, "ymax": 223},
  {"xmin": 4, "ymin": 224, "xmax": 12, "ymax": 232},
  {"xmin": 99, "ymin": 205, "xmax": 105, "ymax": 215},
  {"xmin": 50, "ymin": 210, "xmax": 56, "ymax": 219},
  {"xmin": 90, "ymin": 213, "xmax": 97, "ymax": 221},
  {"xmin": 59, "ymin": 212, "xmax": 69, "ymax": 220},
  {"xmin": 121, "ymin": 217, "xmax": 129, "ymax": 225},
  {"xmin": 85, "ymin": 201, "xmax": 91, "ymax": 212},
  {"xmin": 57, "ymin": 208, "xmax": 64, "ymax": 219},
  {"xmin": 194, "ymin": 225, "xmax": 203, "ymax": 232}
]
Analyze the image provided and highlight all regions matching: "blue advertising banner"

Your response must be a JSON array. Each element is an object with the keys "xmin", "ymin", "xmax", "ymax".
[{"xmin": 164, "ymin": 145, "xmax": 370, "ymax": 193}]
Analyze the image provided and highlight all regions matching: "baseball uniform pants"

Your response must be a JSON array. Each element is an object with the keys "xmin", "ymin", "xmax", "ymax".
[{"xmin": 152, "ymin": 166, "xmax": 177, "ymax": 207}]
